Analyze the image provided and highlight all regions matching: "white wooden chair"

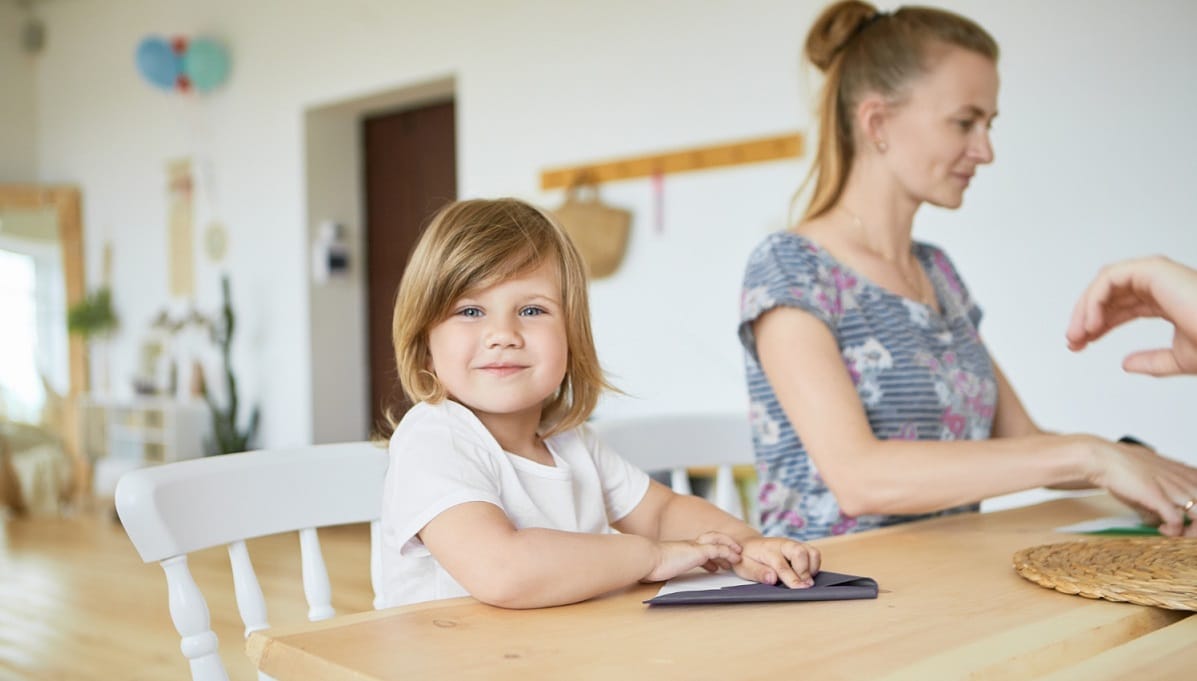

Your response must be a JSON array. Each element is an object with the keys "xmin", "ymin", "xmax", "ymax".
[
  {"xmin": 115, "ymin": 441, "xmax": 388, "ymax": 681},
  {"xmin": 592, "ymin": 412, "xmax": 755, "ymax": 521}
]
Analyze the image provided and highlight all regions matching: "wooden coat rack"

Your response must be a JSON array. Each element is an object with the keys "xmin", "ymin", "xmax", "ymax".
[{"xmin": 540, "ymin": 132, "xmax": 804, "ymax": 190}]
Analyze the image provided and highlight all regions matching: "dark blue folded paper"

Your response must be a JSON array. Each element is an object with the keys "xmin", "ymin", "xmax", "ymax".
[{"xmin": 644, "ymin": 570, "xmax": 878, "ymax": 605}]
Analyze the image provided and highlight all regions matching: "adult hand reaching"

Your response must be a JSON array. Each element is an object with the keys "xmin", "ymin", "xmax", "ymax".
[{"xmin": 1067, "ymin": 256, "xmax": 1197, "ymax": 376}]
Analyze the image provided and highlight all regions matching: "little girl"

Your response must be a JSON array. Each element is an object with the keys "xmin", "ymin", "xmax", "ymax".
[{"xmin": 380, "ymin": 198, "xmax": 820, "ymax": 608}]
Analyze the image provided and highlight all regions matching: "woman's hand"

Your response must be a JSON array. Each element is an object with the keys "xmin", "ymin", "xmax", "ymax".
[
  {"xmin": 642, "ymin": 532, "xmax": 743, "ymax": 583},
  {"xmin": 732, "ymin": 536, "xmax": 822, "ymax": 588},
  {"xmin": 1084, "ymin": 436, "xmax": 1197, "ymax": 537}
]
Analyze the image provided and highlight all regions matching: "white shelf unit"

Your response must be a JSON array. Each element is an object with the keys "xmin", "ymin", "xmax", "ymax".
[{"xmin": 86, "ymin": 397, "xmax": 211, "ymax": 496}]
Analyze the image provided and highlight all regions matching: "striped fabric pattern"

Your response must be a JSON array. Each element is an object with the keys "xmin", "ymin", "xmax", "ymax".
[{"xmin": 739, "ymin": 232, "xmax": 997, "ymax": 540}]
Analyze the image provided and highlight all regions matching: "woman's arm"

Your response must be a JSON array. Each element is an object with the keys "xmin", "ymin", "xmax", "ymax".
[
  {"xmin": 988, "ymin": 358, "xmax": 1089, "ymax": 490},
  {"xmin": 754, "ymin": 306, "xmax": 1197, "ymax": 534},
  {"xmin": 417, "ymin": 501, "xmax": 740, "ymax": 609}
]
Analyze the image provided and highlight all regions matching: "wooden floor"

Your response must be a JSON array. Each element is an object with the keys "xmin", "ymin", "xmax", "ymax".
[{"xmin": 0, "ymin": 502, "xmax": 373, "ymax": 681}]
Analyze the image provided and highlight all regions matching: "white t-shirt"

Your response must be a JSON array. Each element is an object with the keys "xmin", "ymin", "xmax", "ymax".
[{"xmin": 380, "ymin": 400, "xmax": 651, "ymax": 607}]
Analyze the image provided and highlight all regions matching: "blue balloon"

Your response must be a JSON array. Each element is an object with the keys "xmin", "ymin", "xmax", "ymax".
[
  {"xmin": 135, "ymin": 36, "xmax": 180, "ymax": 91},
  {"xmin": 183, "ymin": 38, "xmax": 230, "ymax": 93}
]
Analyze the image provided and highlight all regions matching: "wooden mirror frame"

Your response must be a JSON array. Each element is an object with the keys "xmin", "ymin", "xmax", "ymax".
[{"xmin": 0, "ymin": 184, "xmax": 88, "ymax": 497}]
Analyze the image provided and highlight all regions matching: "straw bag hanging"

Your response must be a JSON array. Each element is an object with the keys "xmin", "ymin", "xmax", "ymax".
[{"xmin": 552, "ymin": 178, "xmax": 631, "ymax": 279}]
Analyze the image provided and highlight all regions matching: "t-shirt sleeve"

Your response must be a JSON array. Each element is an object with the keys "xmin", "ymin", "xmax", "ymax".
[
  {"xmin": 924, "ymin": 243, "xmax": 983, "ymax": 329},
  {"xmin": 579, "ymin": 425, "xmax": 651, "ymax": 524},
  {"xmin": 739, "ymin": 235, "xmax": 842, "ymax": 364},
  {"xmin": 383, "ymin": 422, "xmax": 503, "ymax": 557}
]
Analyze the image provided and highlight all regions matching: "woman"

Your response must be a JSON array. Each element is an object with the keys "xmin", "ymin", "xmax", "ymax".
[{"xmin": 740, "ymin": 1, "xmax": 1197, "ymax": 540}]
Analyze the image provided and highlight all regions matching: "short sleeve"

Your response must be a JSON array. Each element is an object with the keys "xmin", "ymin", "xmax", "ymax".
[
  {"xmin": 383, "ymin": 420, "xmax": 503, "ymax": 556},
  {"xmin": 578, "ymin": 426, "xmax": 651, "ymax": 523},
  {"xmin": 739, "ymin": 234, "xmax": 842, "ymax": 363},
  {"xmin": 921, "ymin": 243, "xmax": 984, "ymax": 330}
]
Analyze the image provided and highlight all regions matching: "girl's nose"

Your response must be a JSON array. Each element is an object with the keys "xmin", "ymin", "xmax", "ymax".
[{"xmin": 485, "ymin": 317, "xmax": 522, "ymax": 348}]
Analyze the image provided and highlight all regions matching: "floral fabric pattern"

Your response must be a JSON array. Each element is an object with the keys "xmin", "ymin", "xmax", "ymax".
[{"xmin": 739, "ymin": 233, "xmax": 997, "ymax": 540}]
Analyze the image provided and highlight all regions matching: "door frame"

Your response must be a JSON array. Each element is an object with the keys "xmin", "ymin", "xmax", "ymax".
[{"xmin": 0, "ymin": 184, "xmax": 88, "ymax": 497}]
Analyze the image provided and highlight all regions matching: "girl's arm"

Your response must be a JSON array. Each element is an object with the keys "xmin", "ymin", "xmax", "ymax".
[
  {"xmin": 753, "ymin": 306, "xmax": 1197, "ymax": 535},
  {"xmin": 417, "ymin": 500, "xmax": 741, "ymax": 609},
  {"xmin": 615, "ymin": 481, "xmax": 821, "ymax": 588}
]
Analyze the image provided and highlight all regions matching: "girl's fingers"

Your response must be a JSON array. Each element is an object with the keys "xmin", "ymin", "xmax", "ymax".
[{"xmin": 696, "ymin": 531, "xmax": 742, "ymax": 554}]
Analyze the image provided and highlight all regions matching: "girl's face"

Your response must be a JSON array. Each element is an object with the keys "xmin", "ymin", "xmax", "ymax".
[
  {"xmin": 427, "ymin": 260, "xmax": 569, "ymax": 427},
  {"xmin": 880, "ymin": 46, "xmax": 999, "ymax": 209}
]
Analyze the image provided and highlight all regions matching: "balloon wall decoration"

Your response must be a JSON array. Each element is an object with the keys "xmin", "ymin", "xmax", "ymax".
[{"xmin": 135, "ymin": 35, "xmax": 231, "ymax": 93}]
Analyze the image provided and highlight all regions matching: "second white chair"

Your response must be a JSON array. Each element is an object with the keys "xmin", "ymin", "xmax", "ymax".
[{"xmin": 591, "ymin": 412, "xmax": 755, "ymax": 522}]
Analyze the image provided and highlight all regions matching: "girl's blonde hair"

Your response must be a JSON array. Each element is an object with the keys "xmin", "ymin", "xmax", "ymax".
[
  {"xmin": 797, "ymin": 1, "xmax": 999, "ymax": 221},
  {"xmin": 391, "ymin": 198, "xmax": 612, "ymax": 436}
]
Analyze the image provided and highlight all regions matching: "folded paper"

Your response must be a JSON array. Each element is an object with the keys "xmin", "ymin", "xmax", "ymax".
[{"xmin": 645, "ymin": 570, "xmax": 878, "ymax": 606}]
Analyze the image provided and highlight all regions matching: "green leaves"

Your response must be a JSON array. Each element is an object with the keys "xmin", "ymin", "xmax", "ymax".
[{"xmin": 67, "ymin": 287, "xmax": 118, "ymax": 338}]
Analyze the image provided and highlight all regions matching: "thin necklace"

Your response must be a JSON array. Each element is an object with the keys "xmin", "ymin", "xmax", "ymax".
[{"xmin": 841, "ymin": 207, "xmax": 936, "ymax": 309}]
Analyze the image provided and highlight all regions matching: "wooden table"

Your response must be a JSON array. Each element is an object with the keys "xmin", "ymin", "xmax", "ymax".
[{"xmin": 247, "ymin": 495, "xmax": 1196, "ymax": 680}]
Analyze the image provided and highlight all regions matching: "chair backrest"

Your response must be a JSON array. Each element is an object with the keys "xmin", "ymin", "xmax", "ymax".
[
  {"xmin": 115, "ymin": 441, "xmax": 388, "ymax": 681},
  {"xmin": 591, "ymin": 412, "xmax": 755, "ymax": 521}
]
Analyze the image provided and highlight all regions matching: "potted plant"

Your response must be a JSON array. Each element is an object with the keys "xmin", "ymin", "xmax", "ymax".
[
  {"xmin": 202, "ymin": 275, "xmax": 260, "ymax": 454},
  {"xmin": 67, "ymin": 286, "xmax": 118, "ymax": 393}
]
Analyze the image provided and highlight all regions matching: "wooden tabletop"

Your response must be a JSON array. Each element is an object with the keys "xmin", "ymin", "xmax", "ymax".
[{"xmin": 247, "ymin": 495, "xmax": 1196, "ymax": 680}]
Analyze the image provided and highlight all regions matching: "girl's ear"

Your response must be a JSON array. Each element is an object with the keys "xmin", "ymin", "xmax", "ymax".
[{"xmin": 856, "ymin": 94, "xmax": 890, "ymax": 154}]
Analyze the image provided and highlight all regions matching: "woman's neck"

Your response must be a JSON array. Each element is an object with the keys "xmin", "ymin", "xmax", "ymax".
[{"xmin": 833, "ymin": 166, "xmax": 920, "ymax": 262}]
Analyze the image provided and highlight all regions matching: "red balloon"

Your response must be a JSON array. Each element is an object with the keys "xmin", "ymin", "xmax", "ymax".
[
  {"xmin": 176, "ymin": 74, "xmax": 191, "ymax": 92},
  {"xmin": 171, "ymin": 36, "xmax": 188, "ymax": 54}
]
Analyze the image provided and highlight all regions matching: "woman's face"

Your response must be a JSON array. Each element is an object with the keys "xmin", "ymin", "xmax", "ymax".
[{"xmin": 880, "ymin": 46, "xmax": 999, "ymax": 209}]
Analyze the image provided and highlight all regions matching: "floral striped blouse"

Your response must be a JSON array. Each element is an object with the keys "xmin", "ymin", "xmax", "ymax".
[{"xmin": 739, "ymin": 232, "xmax": 997, "ymax": 540}]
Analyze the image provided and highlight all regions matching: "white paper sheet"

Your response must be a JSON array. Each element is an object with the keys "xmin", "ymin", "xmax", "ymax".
[{"xmin": 654, "ymin": 571, "xmax": 756, "ymax": 597}]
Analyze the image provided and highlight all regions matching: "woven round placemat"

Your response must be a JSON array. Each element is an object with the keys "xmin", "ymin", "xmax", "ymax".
[{"xmin": 1013, "ymin": 538, "xmax": 1197, "ymax": 611}]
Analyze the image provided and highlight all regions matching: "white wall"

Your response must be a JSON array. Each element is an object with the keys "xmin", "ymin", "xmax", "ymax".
[
  {"xmin": 29, "ymin": 0, "xmax": 1197, "ymax": 477},
  {"xmin": 0, "ymin": 3, "xmax": 38, "ymax": 181}
]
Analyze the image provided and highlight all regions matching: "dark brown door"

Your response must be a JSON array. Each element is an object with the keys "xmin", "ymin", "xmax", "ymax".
[{"xmin": 364, "ymin": 100, "xmax": 456, "ymax": 435}]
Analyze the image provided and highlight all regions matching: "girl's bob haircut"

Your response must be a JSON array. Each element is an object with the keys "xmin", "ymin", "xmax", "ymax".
[{"xmin": 391, "ymin": 197, "xmax": 613, "ymax": 436}]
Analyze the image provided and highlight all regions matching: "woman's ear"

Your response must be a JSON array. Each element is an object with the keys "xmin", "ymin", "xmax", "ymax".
[{"xmin": 856, "ymin": 94, "xmax": 890, "ymax": 154}]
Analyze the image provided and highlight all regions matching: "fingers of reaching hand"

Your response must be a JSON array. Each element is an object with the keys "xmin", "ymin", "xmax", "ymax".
[
  {"xmin": 1069, "ymin": 290, "xmax": 1154, "ymax": 349},
  {"xmin": 1122, "ymin": 348, "xmax": 1183, "ymax": 376}
]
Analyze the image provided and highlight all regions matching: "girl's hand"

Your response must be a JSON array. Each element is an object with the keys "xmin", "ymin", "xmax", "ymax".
[
  {"xmin": 1086, "ymin": 437, "xmax": 1197, "ymax": 537},
  {"xmin": 733, "ymin": 537, "xmax": 821, "ymax": 588},
  {"xmin": 642, "ymin": 532, "xmax": 742, "ymax": 583}
]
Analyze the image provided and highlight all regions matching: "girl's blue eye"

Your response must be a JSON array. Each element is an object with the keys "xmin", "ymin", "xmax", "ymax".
[
  {"xmin": 519, "ymin": 306, "xmax": 546, "ymax": 317},
  {"xmin": 457, "ymin": 307, "xmax": 483, "ymax": 318}
]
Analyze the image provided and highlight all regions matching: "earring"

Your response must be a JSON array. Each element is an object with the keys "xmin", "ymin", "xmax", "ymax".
[{"xmin": 875, "ymin": 140, "xmax": 888, "ymax": 153}]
